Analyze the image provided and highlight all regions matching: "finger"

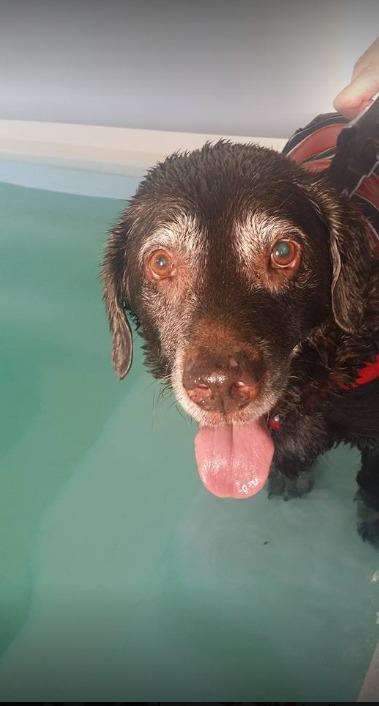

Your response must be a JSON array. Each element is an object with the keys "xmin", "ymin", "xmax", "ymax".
[{"xmin": 333, "ymin": 67, "xmax": 379, "ymax": 119}]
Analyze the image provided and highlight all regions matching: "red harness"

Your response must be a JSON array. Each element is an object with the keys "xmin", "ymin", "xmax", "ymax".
[
  {"xmin": 339, "ymin": 357, "xmax": 379, "ymax": 390},
  {"xmin": 285, "ymin": 117, "xmax": 379, "ymax": 391}
]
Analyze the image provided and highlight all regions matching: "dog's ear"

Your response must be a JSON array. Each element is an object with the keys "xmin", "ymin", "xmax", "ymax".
[
  {"xmin": 102, "ymin": 227, "xmax": 133, "ymax": 379},
  {"xmin": 306, "ymin": 182, "xmax": 369, "ymax": 334}
]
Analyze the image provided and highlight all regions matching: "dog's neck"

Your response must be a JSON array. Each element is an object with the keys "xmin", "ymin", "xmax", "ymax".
[{"xmin": 273, "ymin": 313, "xmax": 378, "ymax": 420}]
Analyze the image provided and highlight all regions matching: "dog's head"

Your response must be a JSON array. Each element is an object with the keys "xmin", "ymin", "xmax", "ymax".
[{"xmin": 102, "ymin": 141, "xmax": 368, "ymax": 498}]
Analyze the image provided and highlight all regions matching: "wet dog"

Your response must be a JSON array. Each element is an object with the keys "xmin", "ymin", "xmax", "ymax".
[{"xmin": 102, "ymin": 139, "xmax": 378, "ymax": 543}]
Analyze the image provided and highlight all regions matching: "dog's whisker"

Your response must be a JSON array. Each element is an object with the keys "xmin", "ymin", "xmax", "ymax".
[
  {"xmin": 150, "ymin": 379, "xmax": 177, "ymax": 432},
  {"xmin": 169, "ymin": 399, "xmax": 195, "ymax": 426},
  {"xmin": 151, "ymin": 389, "xmax": 162, "ymax": 432}
]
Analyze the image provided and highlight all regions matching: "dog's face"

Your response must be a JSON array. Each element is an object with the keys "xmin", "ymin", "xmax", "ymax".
[{"xmin": 102, "ymin": 141, "xmax": 367, "ymax": 498}]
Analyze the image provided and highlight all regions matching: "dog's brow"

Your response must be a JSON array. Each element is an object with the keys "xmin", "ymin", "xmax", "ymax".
[
  {"xmin": 234, "ymin": 210, "xmax": 303, "ymax": 262},
  {"xmin": 138, "ymin": 213, "xmax": 204, "ymax": 262}
]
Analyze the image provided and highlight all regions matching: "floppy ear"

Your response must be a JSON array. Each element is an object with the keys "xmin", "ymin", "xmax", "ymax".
[
  {"xmin": 102, "ymin": 228, "xmax": 133, "ymax": 379},
  {"xmin": 306, "ymin": 182, "xmax": 370, "ymax": 334}
]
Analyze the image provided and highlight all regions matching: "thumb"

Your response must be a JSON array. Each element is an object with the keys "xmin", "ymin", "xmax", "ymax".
[{"xmin": 333, "ymin": 67, "xmax": 379, "ymax": 119}]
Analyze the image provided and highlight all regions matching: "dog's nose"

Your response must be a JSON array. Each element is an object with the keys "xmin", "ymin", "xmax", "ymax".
[{"xmin": 183, "ymin": 352, "xmax": 261, "ymax": 414}]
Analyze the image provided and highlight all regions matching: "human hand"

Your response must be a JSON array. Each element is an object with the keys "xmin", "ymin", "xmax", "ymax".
[{"xmin": 333, "ymin": 37, "xmax": 379, "ymax": 119}]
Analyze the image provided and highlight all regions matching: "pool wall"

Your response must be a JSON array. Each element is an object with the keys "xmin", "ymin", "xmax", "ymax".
[{"xmin": 0, "ymin": 119, "xmax": 286, "ymax": 197}]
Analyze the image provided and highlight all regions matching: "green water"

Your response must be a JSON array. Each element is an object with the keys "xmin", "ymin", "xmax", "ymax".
[{"xmin": 0, "ymin": 180, "xmax": 378, "ymax": 701}]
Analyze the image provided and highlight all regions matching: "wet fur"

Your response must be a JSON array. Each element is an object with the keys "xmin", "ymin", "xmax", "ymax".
[{"xmin": 102, "ymin": 140, "xmax": 379, "ymax": 543}]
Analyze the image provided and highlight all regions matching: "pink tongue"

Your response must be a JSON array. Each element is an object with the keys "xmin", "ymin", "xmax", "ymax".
[{"xmin": 195, "ymin": 420, "xmax": 274, "ymax": 499}]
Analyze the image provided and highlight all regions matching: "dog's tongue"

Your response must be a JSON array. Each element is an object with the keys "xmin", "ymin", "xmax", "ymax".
[{"xmin": 195, "ymin": 420, "xmax": 274, "ymax": 499}]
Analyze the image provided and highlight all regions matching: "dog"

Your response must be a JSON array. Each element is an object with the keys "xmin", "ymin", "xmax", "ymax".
[{"xmin": 102, "ymin": 120, "xmax": 379, "ymax": 544}]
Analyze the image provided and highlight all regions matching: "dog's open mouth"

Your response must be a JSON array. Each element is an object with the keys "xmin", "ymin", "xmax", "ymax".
[{"xmin": 195, "ymin": 419, "xmax": 274, "ymax": 499}]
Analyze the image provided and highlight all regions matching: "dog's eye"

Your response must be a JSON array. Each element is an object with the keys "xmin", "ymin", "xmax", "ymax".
[
  {"xmin": 270, "ymin": 240, "xmax": 299, "ymax": 268},
  {"xmin": 146, "ymin": 248, "xmax": 176, "ymax": 280}
]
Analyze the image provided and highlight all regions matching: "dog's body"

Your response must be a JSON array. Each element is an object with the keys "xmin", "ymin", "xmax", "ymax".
[{"xmin": 102, "ymin": 128, "xmax": 379, "ymax": 543}]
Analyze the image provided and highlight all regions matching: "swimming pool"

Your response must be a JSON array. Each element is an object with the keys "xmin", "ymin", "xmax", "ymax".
[{"xmin": 0, "ymin": 123, "xmax": 377, "ymax": 701}]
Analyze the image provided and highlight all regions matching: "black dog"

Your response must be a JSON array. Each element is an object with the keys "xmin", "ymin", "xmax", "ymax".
[{"xmin": 102, "ymin": 137, "xmax": 379, "ymax": 543}]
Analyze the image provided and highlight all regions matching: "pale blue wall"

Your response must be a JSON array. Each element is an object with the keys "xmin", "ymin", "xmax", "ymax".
[{"xmin": 1, "ymin": 0, "xmax": 378, "ymax": 137}]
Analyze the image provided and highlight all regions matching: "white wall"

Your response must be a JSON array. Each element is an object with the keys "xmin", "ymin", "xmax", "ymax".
[{"xmin": 1, "ymin": 0, "xmax": 378, "ymax": 137}]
